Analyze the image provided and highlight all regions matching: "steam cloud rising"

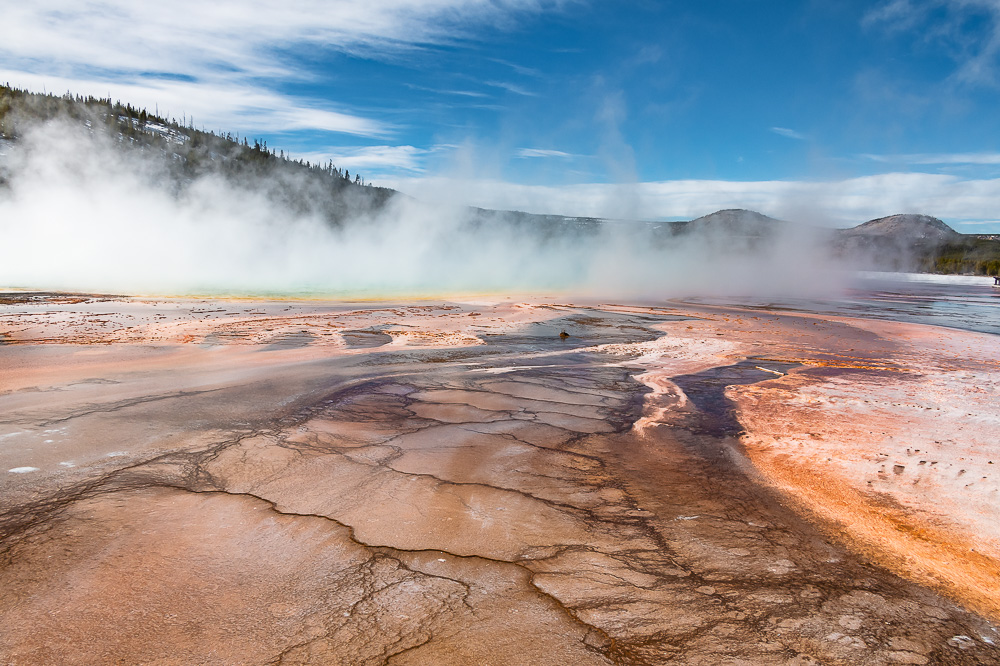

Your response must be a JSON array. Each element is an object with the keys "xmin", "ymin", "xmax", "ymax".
[{"xmin": 0, "ymin": 120, "xmax": 844, "ymax": 299}]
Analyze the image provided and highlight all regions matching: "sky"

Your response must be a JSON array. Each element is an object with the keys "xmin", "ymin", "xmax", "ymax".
[{"xmin": 3, "ymin": 0, "xmax": 1000, "ymax": 230}]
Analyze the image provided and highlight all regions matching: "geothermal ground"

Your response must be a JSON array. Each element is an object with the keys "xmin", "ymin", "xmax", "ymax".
[{"xmin": 0, "ymin": 293, "xmax": 998, "ymax": 665}]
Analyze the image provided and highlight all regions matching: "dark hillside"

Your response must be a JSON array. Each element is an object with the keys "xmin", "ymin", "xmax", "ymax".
[
  {"xmin": 0, "ymin": 85, "xmax": 396, "ymax": 226},
  {"xmin": 683, "ymin": 209, "xmax": 788, "ymax": 237},
  {"xmin": 833, "ymin": 214, "xmax": 1000, "ymax": 275},
  {"xmin": 919, "ymin": 237, "xmax": 1000, "ymax": 275},
  {"xmin": 840, "ymin": 213, "xmax": 960, "ymax": 242}
]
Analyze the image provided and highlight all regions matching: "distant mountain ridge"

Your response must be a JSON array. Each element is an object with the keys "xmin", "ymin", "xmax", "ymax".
[
  {"xmin": 839, "ymin": 214, "xmax": 961, "ymax": 242},
  {"xmin": 688, "ymin": 208, "xmax": 787, "ymax": 233},
  {"xmin": 829, "ymin": 214, "xmax": 1000, "ymax": 274},
  {"xmin": 672, "ymin": 210, "xmax": 998, "ymax": 275}
]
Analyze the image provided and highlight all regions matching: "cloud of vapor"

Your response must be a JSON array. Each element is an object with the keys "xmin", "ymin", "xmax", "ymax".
[
  {"xmin": 0, "ymin": 119, "xmax": 844, "ymax": 299},
  {"xmin": 382, "ymin": 173, "xmax": 1000, "ymax": 229}
]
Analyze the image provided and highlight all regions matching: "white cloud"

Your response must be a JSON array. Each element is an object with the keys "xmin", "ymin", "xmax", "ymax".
[
  {"xmin": 380, "ymin": 172, "xmax": 1000, "ymax": 227},
  {"xmin": 865, "ymin": 0, "xmax": 1000, "ymax": 87},
  {"xmin": 515, "ymin": 148, "xmax": 574, "ymax": 158},
  {"xmin": 0, "ymin": 0, "xmax": 566, "ymax": 135},
  {"xmin": 488, "ymin": 58, "xmax": 544, "ymax": 77},
  {"xmin": 484, "ymin": 81, "xmax": 538, "ymax": 96},
  {"xmin": 862, "ymin": 151, "xmax": 1000, "ymax": 164},
  {"xmin": 0, "ymin": 1, "xmax": 565, "ymax": 75},
  {"xmin": 404, "ymin": 83, "xmax": 491, "ymax": 98},
  {"xmin": 770, "ymin": 127, "xmax": 807, "ymax": 140},
  {"xmin": 295, "ymin": 145, "xmax": 428, "ymax": 172},
  {"xmin": 0, "ymin": 70, "xmax": 390, "ymax": 138},
  {"xmin": 862, "ymin": 0, "xmax": 921, "ymax": 30}
]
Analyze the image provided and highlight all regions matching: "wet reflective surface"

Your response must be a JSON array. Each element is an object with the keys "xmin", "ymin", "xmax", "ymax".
[
  {"xmin": 694, "ymin": 272, "xmax": 1000, "ymax": 336},
  {"xmin": 671, "ymin": 360, "xmax": 802, "ymax": 437}
]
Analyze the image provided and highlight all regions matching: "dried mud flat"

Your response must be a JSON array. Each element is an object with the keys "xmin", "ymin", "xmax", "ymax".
[{"xmin": 1, "ymin": 293, "xmax": 998, "ymax": 665}]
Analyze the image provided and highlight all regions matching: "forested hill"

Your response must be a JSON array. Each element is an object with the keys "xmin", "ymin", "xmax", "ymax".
[{"xmin": 0, "ymin": 85, "xmax": 396, "ymax": 225}]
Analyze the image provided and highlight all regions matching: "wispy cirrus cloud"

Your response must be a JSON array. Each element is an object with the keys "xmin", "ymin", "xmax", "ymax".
[
  {"xmin": 770, "ymin": 127, "xmax": 807, "ymax": 140},
  {"xmin": 296, "ymin": 145, "xmax": 429, "ymax": 173},
  {"xmin": 862, "ymin": 151, "xmax": 1000, "ymax": 164},
  {"xmin": 865, "ymin": 0, "xmax": 1000, "ymax": 87},
  {"xmin": 0, "ymin": 70, "xmax": 391, "ymax": 138},
  {"xmin": 403, "ymin": 83, "xmax": 491, "ymax": 98},
  {"xmin": 0, "ymin": 0, "xmax": 569, "ymax": 76},
  {"xmin": 862, "ymin": 0, "xmax": 924, "ymax": 30},
  {"xmin": 484, "ymin": 81, "xmax": 538, "ymax": 96},
  {"xmin": 515, "ymin": 148, "xmax": 575, "ymax": 158},
  {"xmin": 488, "ymin": 58, "xmax": 543, "ymax": 77},
  {"xmin": 0, "ymin": 0, "xmax": 568, "ymax": 135}
]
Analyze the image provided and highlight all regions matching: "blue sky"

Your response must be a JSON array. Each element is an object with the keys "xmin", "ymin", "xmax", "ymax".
[{"xmin": 4, "ymin": 0, "xmax": 1000, "ymax": 230}]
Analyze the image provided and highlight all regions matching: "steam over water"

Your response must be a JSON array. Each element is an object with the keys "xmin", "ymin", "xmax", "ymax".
[
  {"xmin": 844, "ymin": 273, "xmax": 1000, "ymax": 336},
  {"xmin": 0, "ymin": 120, "xmax": 844, "ymax": 299}
]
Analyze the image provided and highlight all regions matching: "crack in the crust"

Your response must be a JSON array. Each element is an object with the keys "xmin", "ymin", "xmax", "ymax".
[
  {"xmin": 272, "ymin": 417, "xmax": 659, "ymax": 539},
  {"xmin": 162, "ymin": 484, "xmax": 621, "ymax": 663},
  {"xmin": 544, "ymin": 545, "xmax": 692, "ymax": 582},
  {"xmin": 545, "ymin": 569, "xmax": 665, "ymax": 593},
  {"xmin": 482, "ymin": 379, "xmax": 622, "ymax": 403},
  {"xmin": 344, "ymin": 557, "xmax": 469, "ymax": 664},
  {"xmin": 4, "ymin": 367, "xmax": 627, "ymax": 623},
  {"xmin": 10, "ymin": 364, "xmax": 926, "ymax": 664},
  {"xmin": 413, "ymin": 385, "xmax": 618, "ymax": 412},
  {"xmin": 245, "ymin": 394, "xmax": 725, "ymax": 664},
  {"xmin": 0, "ymin": 375, "xmax": 419, "ymax": 550},
  {"xmin": 391, "ymin": 559, "xmax": 475, "ymax": 612},
  {"xmin": 0, "ymin": 429, "xmax": 266, "ymax": 561},
  {"xmin": 312, "ymin": 443, "xmax": 613, "ymax": 520},
  {"xmin": 457, "ymin": 426, "xmax": 603, "ymax": 460},
  {"xmin": 7, "ymin": 387, "xmax": 227, "ymax": 427},
  {"xmin": 382, "ymin": 634, "xmax": 436, "ymax": 665},
  {"xmin": 276, "ymin": 398, "xmax": 657, "ymax": 533},
  {"xmin": 3, "ymin": 368, "xmax": 711, "ymax": 663}
]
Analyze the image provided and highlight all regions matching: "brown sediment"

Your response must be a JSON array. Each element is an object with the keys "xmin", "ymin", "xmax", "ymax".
[
  {"xmin": 735, "ymin": 449, "xmax": 1000, "ymax": 621},
  {"xmin": 752, "ymin": 356, "xmax": 911, "ymax": 372},
  {"xmin": 0, "ymin": 294, "xmax": 998, "ymax": 664},
  {"xmin": 727, "ymin": 339, "xmax": 1000, "ymax": 624},
  {"xmin": 600, "ymin": 307, "xmax": 1000, "ymax": 625}
]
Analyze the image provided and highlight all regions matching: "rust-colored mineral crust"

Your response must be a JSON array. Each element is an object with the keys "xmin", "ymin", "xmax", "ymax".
[{"xmin": 1, "ymin": 295, "xmax": 997, "ymax": 664}]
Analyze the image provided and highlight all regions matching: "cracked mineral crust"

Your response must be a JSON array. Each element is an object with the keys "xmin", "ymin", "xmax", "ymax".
[{"xmin": 1, "ymin": 295, "xmax": 998, "ymax": 664}]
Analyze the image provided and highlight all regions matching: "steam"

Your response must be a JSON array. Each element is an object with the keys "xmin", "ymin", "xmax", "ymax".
[{"xmin": 0, "ymin": 119, "xmax": 844, "ymax": 298}]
